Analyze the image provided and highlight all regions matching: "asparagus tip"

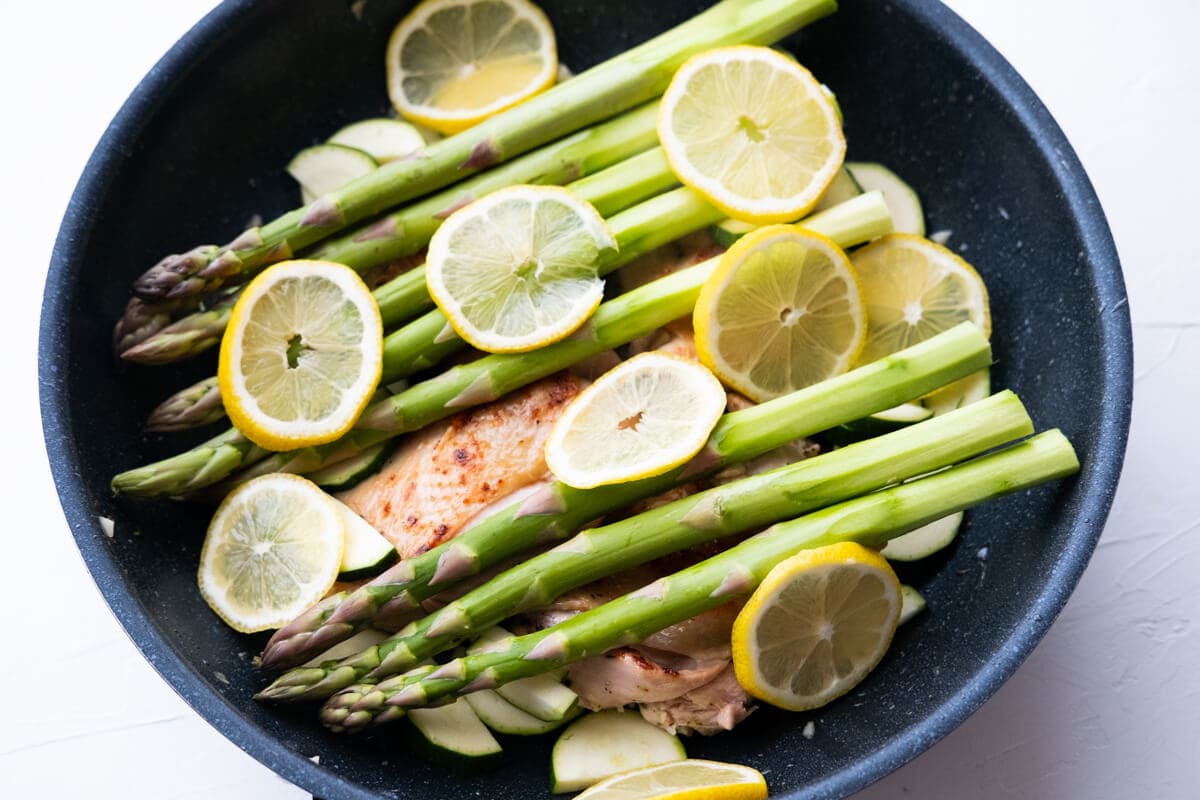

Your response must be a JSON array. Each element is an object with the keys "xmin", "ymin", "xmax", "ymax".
[
  {"xmin": 300, "ymin": 196, "xmax": 344, "ymax": 228},
  {"xmin": 352, "ymin": 217, "xmax": 400, "ymax": 242},
  {"xmin": 433, "ymin": 194, "xmax": 474, "ymax": 220},
  {"xmin": 462, "ymin": 139, "xmax": 500, "ymax": 170},
  {"xmin": 513, "ymin": 484, "xmax": 568, "ymax": 518},
  {"xmin": 226, "ymin": 227, "xmax": 264, "ymax": 251}
]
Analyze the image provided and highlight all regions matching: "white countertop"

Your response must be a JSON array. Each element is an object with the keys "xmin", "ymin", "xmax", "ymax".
[{"xmin": 3, "ymin": 1, "xmax": 1196, "ymax": 797}]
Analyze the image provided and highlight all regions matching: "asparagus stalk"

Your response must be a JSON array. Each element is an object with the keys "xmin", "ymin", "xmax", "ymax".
[
  {"xmin": 111, "ymin": 192, "xmax": 890, "ymax": 497},
  {"xmin": 144, "ymin": 376, "xmax": 225, "ymax": 432},
  {"xmin": 320, "ymin": 429, "xmax": 1079, "ymax": 731},
  {"xmin": 258, "ymin": 321, "xmax": 988, "ymax": 672},
  {"xmin": 259, "ymin": 388, "xmax": 1024, "ymax": 700},
  {"xmin": 112, "ymin": 297, "xmax": 180, "ymax": 355},
  {"xmin": 121, "ymin": 0, "xmax": 837, "ymax": 307},
  {"xmin": 120, "ymin": 104, "xmax": 666, "ymax": 363}
]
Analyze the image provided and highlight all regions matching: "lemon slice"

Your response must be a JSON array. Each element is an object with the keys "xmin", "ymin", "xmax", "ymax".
[
  {"xmin": 219, "ymin": 260, "xmax": 383, "ymax": 451},
  {"xmin": 732, "ymin": 542, "xmax": 901, "ymax": 712},
  {"xmin": 386, "ymin": 0, "xmax": 557, "ymax": 135},
  {"xmin": 198, "ymin": 474, "xmax": 344, "ymax": 633},
  {"xmin": 426, "ymin": 185, "xmax": 616, "ymax": 353},
  {"xmin": 545, "ymin": 353, "xmax": 727, "ymax": 489},
  {"xmin": 694, "ymin": 225, "xmax": 865, "ymax": 402},
  {"xmin": 575, "ymin": 760, "xmax": 767, "ymax": 800},
  {"xmin": 658, "ymin": 46, "xmax": 845, "ymax": 224},
  {"xmin": 851, "ymin": 233, "xmax": 991, "ymax": 365}
]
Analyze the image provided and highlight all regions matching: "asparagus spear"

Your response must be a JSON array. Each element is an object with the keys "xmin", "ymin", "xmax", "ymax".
[
  {"xmin": 319, "ymin": 429, "xmax": 1079, "ymax": 731},
  {"xmin": 121, "ymin": 289, "xmax": 243, "ymax": 369},
  {"xmin": 121, "ymin": 0, "xmax": 837, "ymax": 307},
  {"xmin": 112, "ymin": 192, "xmax": 890, "ymax": 497},
  {"xmin": 120, "ymin": 104, "xmax": 667, "ymax": 363},
  {"xmin": 258, "ymin": 388, "xmax": 1024, "ymax": 699},
  {"xmin": 112, "ymin": 296, "xmax": 179, "ymax": 355},
  {"xmin": 258, "ymin": 322, "xmax": 989, "ymax": 672},
  {"xmin": 144, "ymin": 376, "xmax": 225, "ymax": 433}
]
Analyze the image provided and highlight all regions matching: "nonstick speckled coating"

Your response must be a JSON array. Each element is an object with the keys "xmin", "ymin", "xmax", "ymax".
[{"xmin": 40, "ymin": 1, "xmax": 1131, "ymax": 797}]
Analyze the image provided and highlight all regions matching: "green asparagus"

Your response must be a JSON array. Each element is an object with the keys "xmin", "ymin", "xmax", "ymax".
[
  {"xmin": 112, "ymin": 191, "xmax": 891, "ymax": 498},
  {"xmin": 319, "ymin": 430, "xmax": 1079, "ymax": 732},
  {"xmin": 121, "ymin": 0, "xmax": 836, "ymax": 307},
  {"xmin": 257, "ymin": 321, "xmax": 989, "ymax": 672},
  {"xmin": 120, "ymin": 104, "xmax": 667, "ymax": 364},
  {"xmin": 258, "ymin": 388, "xmax": 1025, "ymax": 700},
  {"xmin": 144, "ymin": 376, "xmax": 225, "ymax": 433}
]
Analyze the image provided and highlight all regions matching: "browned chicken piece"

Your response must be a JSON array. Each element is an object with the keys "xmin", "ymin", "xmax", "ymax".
[
  {"xmin": 560, "ymin": 589, "xmax": 755, "ymax": 734},
  {"xmin": 639, "ymin": 665, "xmax": 756, "ymax": 735},
  {"xmin": 338, "ymin": 372, "xmax": 585, "ymax": 558},
  {"xmin": 569, "ymin": 648, "xmax": 729, "ymax": 706},
  {"xmin": 636, "ymin": 318, "xmax": 700, "ymax": 361},
  {"xmin": 639, "ymin": 600, "xmax": 741, "ymax": 662},
  {"xmin": 360, "ymin": 250, "xmax": 427, "ymax": 291},
  {"xmin": 567, "ymin": 601, "xmax": 741, "ymax": 708},
  {"xmin": 526, "ymin": 554, "xmax": 757, "ymax": 736}
]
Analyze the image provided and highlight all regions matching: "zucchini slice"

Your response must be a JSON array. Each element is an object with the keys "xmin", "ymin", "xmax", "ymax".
[
  {"xmin": 711, "ymin": 165, "xmax": 863, "ymax": 248},
  {"xmin": 328, "ymin": 118, "xmax": 424, "ymax": 163},
  {"xmin": 406, "ymin": 697, "xmax": 503, "ymax": 768},
  {"xmin": 871, "ymin": 402, "xmax": 935, "ymax": 424},
  {"xmin": 881, "ymin": 511, "xmax": 964, "ymax": 562},
  {"xmin": 709, "ymin": 217, "xmax": 757, "ymax": 248},
  {"xmin": 287, "ymin": 143, "xmax": 378, "ymax": 204},
  {"xmin": 846, "ymin": 162, "xmax": 925, "ymax": 235},
  {"xmin": 465, "ymin": 689, "xmax": 574, "ymax": 736},
  {"xmin": 551, "ymin": 710, "xmax": 686, "ymax": 793},
  {"xmin": 497, "ymin": 672, "xmax": 580, "ymax": 723},
  {"xmin": 823, "ymin": 401, "xmax": 932, "ymax": 446},
  {"xmin": 466, "ymin": 627, "xmax": 579, "ymax": 721},
  {"xmin": 813, "ymin": 166, "xmax": 864, "ymax": 213},
  {"xmin": 332, "ymin": 500, "xmax": 398, "ymax": 580},
  {"xmin": 309, "ymin": 441, "xmax": 396, "ymax": 492},
  {"xmin": 923, "ymin": 368, "xmax": 991, "ymax": 416},
  {"xmin": 899, "ymin": 585, "xmax": 927, "ymax": 625}
]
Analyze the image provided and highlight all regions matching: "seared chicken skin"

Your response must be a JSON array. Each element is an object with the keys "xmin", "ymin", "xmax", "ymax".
[
  {"xmin": 527, "ymin": 552, "xmax": 758, "ymax": 736},
  {"xmin": 640, "ymin": 666, "xmax": 756, "ymax": 735},
  {"xmin": 339, "ymin": 373, "xmax": 585, "ymax": 558}
]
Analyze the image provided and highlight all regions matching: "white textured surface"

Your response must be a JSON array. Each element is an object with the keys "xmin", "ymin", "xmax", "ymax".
[{"xmin": 2, "ymin": 1, "xmax": 1197, "ymax": 797}]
